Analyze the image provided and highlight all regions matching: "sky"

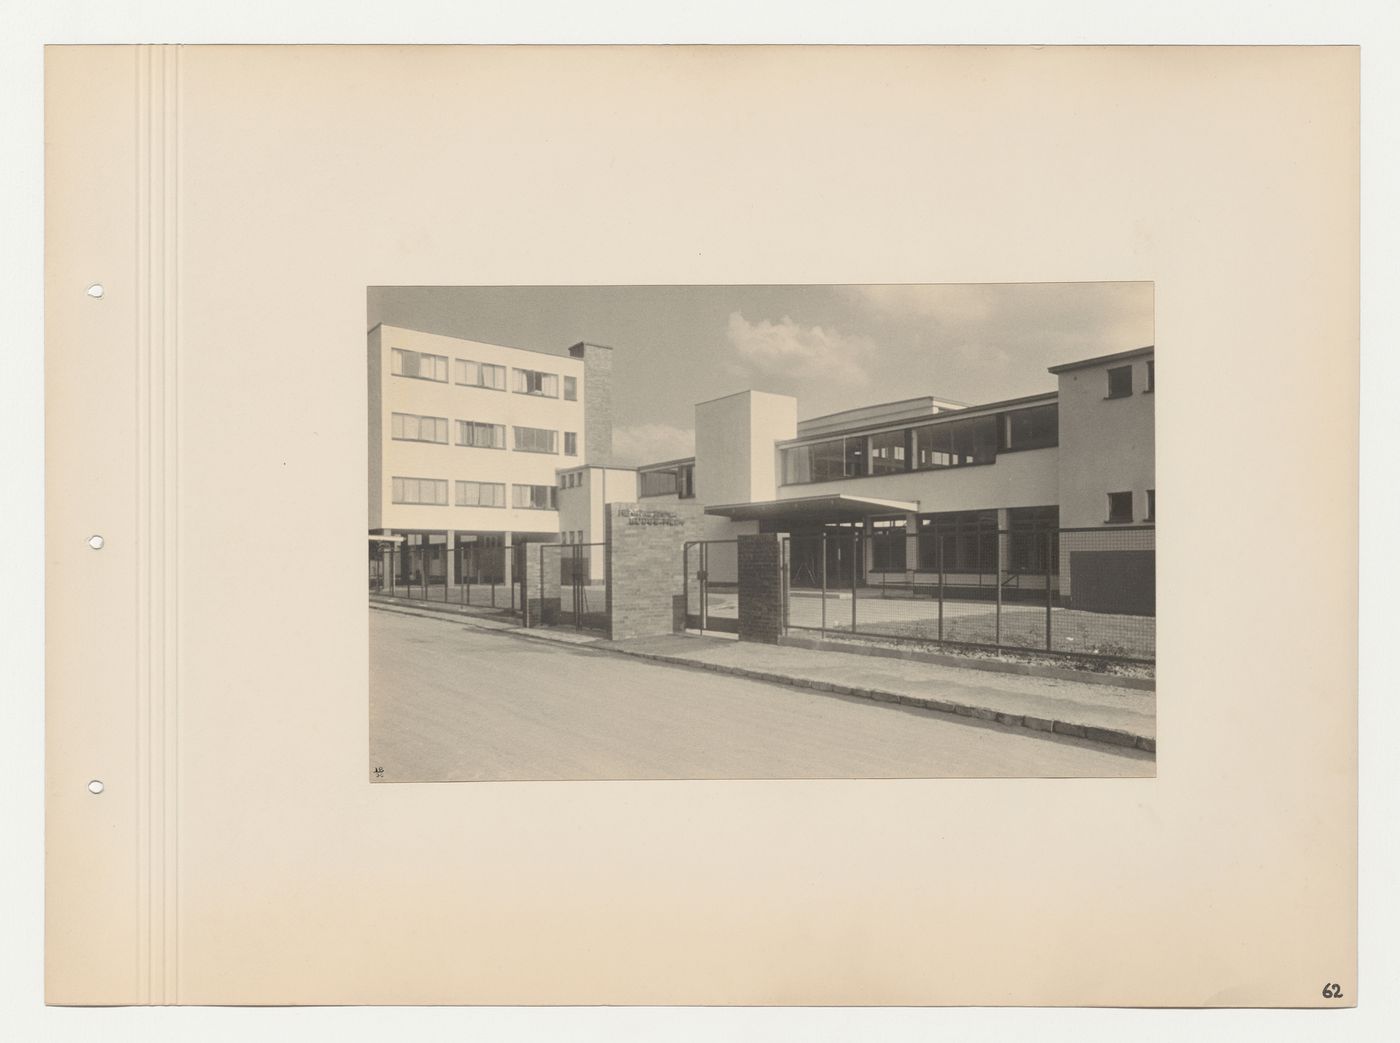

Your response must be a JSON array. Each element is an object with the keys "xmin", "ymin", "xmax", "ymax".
[{"xmin": 368, "ymin": 283, "xmax": 1153, "ymax": 467}]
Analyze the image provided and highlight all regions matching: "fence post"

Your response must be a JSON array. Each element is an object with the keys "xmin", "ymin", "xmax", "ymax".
[
  {"xmin": 782, "ymin": 538, "xmax": 790, "ymax": 633},
  {"xmin": 701, "ymin": 541, "xmax": 709, "ymax": 631},
  {"xmin": 820, "ymin": 532, "xmax": 827, "ymax": 638},
  {"xmin": 1045, "ymin": 528, "xmax": 1054, "ymax": 652},
  {"xmin": 851, "ymin": 531, "xmax": 858, "ymax": 633},
  {"xmin": 995, "ymin": 527, "xmax": 1003, "ymax": 648},
  {"xmin": 937, "ymin": 526, "xmax": 944, "ymax": 643}
]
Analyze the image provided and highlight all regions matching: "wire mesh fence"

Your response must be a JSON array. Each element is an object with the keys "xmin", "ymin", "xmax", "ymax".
[
  {"xmin": 783, "ymin": 525, "xmax": 1155, "ymax": 663},
  {"xmin": 368, "ymin": 536, "xmax": 524, "ymax": 615}
]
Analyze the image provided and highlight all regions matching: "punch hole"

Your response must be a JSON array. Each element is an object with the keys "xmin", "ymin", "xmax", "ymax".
[
  {"xmin": 88, "ymin": 780, "xmax": 105, "ymax": 795},
  {"xmin": 86, "ymin": 284, "xmax": 105, "ymax": 299},
  {"xmin": 87, "ymin": 535, "xmax": 105, "ymax": 550}
]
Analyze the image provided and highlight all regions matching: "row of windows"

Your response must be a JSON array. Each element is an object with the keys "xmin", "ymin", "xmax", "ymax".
[
  {"xmin": 781, "ymin": 404, "xmax": 1057, "ymax": 486},
  {"xmin": 390, "ymin": 349, "xmax": 578, "ymax": 400},
  {"xmin": 390, "ymin": 413, "xmax": 578, "ymax": 455},
  {"xmin": 843, "ymin": 507, "xmax": 1066, "ymax": 574},
  {"xmin": 1106, "ymin": 359, "xmax": 1154, "ymax": 399},
  {"xmin": 560, "ymin": 471, "xmax": 585, "ymax": 489},
  {"xmin": 390, "ymin": 476, "xmax": 559, "ymax": 510},
  {"xmin": 638, "ymin": 463, "xmax": 696, "ymax": 498}
]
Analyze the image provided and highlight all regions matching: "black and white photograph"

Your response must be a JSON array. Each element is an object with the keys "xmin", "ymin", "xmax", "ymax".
[{"xmin": 367, "ymin": 283, "xmax": 1157, "ymax": 781}]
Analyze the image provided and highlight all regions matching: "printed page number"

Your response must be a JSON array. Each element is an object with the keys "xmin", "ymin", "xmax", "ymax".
[{"xmin": 1322, "ymin": 983, "xmax": 1344, "ymax": 999}]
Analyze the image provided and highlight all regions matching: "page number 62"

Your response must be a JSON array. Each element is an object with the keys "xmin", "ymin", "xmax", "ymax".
[{"xmin": 1322, "ymin": 983, "xmax": 1344, "ymax": 999}]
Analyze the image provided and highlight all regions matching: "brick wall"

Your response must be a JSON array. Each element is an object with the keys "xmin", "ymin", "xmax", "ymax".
[
  {"xmin": 737, "ymin": 532, "xmax": 786, "ymax": 644},
  {"xmin": 605, "ymin": 502, "xmax": 705, "ymax": 641},
  {"xmin": 522, "ymin": 541, "xmax": 561, "ymax": 627},
  {"xmin": 572, "ymin": 342, "xmax": 614, "ymax": 467}
]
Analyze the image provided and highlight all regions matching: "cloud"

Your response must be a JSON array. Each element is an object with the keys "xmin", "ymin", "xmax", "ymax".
[
  {"xmin": 842, "ymin": 282, "xmax": 1154, "ymax": 362},
  {"xmin": 725, "ymin": 312, "xmax": 873, "ymax": 388},
  {"xmin": 611, "ymin": 423, "xmax": 695, "ymax": 467},
  {"xmin": 840, "ymin": 281, "xmax": 1148, "ymax": 354}
]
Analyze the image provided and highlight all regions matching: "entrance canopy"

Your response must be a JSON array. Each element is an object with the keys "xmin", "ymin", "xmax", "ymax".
[{"xmin": 705, "ymin": 493, "xmax": 919, "ymax": 524}]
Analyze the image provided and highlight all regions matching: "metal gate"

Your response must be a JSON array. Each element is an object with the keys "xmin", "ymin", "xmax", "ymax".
[
  {"xmin": 684, "ymin": 539, "xmax": 740, "ymax": 634},
  {"xmin": 540, "ymin": 542, "xmax": 610, "ymax": 633}
]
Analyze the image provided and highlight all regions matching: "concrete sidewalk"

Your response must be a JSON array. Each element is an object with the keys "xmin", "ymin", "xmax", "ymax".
[{"xmin": 370, "ymin": 601, "xmax": 1155, "ymax": 753}]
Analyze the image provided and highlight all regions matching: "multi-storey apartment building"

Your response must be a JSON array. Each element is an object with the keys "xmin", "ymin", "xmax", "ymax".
[{"xmin": 368, "ymin": 324, "xmax": 612, "ymax": 586}]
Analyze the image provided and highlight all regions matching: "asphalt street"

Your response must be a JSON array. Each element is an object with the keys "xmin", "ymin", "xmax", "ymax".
[{"xmin": 369, "ymin": 609, "xmax": 1153, "ymax": 781}]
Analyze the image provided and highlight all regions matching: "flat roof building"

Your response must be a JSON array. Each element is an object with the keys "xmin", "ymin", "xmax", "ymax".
[
  {"xmin": 367, "ymin": 323, "xmax": 611, "ymax": 588},
  {"xmin": 368, "ymin": 321, "xmax": 1153, "ymax": 621}
]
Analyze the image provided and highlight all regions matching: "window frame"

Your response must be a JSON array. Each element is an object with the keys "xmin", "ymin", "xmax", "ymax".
[
  {"xmin": 563, "ymin": 375, "xmax": 578, "ymax": 401},
  {"xmin": 455, "ymin": 359, "xmax": 507, "ymax": 391},
  {"xmin": 998, "ymin": 404, "xmax": 1059, "ymax": 453},
  {"xmin": 512, "ymin": 368, "xmax": 560, "ymax": 398},
  {"xmin": 564, "ymin": 431, "xmax": 578, "ymax": 457},
  {"xmin": 454, "ymin": 480, "xmax": 506, "ymax": 508},
  {"xmin": 639, "ymin": 468, "xmax": 680, "ymax": 498},
  {"xmin": 868, "ymin": 518, "xmax": 908, "ymax": 573},
  {"xmin": 1105, "ymin": 365, "xmax": 1134, "ymax": 400},
  {"xmin": 390, "ymin": 476, "xmax": 449, "ymax": 506},
  {"xmin": 390, "ymin": 412, "xmax": 449, "ymax": 445},
  {"xmin": 455, "ymin": 419, "xmax": 507, "ymax": 449},
  {"xmin": 512, "ymin": 426, "xmax": 559, "ymax": 454},
  {"xmin": 1106, "ymin": 491, "xmax": 1134, "ymax": 524},
  {"xmin": 511, "ymin": 483, "xmax": 558, "ymax": 510},
  {"xmin": 912, "ymin": 415, "xmax": 998, "ymax": 472},
  {"xmin": 390, "ymin": 348, "xmax": 449, "ymax": 383}
]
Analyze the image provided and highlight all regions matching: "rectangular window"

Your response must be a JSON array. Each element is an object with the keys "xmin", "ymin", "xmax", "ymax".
[
  {"xmin": 1107, "ymin": 491, "xmax": 1134, "ymax": 524},
  {"xmin": 563, "ymin": 375, "xmax": 577, "ymax": 401},
  {"xmin": 390, "ymin": 476, "xmax": 448, "ymax": 505},
  {"xmin": 869, "ymin": 518, "xmax": 907, "ymax": 572},
  {"xmin": 564, "ymin": 432, "xmax": 578, "ymax": 456},
  {"xmin": 912, "ymin": 415, "xmax": 998, "ymax": 470},
  {"xmin": 677, "ymin": 464, "xmax": 695, "ymax": 499},
  {"xmin": 999, "ymin": 404, "xmax": 1058, "ymax": 452},
  {"xmin": 1146, "ymin": 489, "xmax": 1155, "ymax": 522},
  {"xmin": 781, "ymin": 446, "xmax": 811, "ymax": 485},
  {"xmin": 916, "ymin": 510, "xmax": 997, "ymax": 572},
  {"xmin": 512, "ymin": 368, "xmax": 559, "ymax": 397},
  {"xmin": 868, "ymin": 429, "xmax": 908, "ymax": 476},
  {"xmin": 455, "ymin": 359, "xmax": 507, "ymax": 390},
  {"xmin": 1007, "ymin": 506, "xmax": 1060, "ymax": 574},
  {"xmin": 1106, "ymin": 365, "xmax": 1133, "ymax": 399},
  {"xmin": 639, "ymin": 468, "xmax": 679, "ymax": 497},
  {"xmin": 512, "ymin": 484, "xmax": 557, "ymax": 510},
  {"xmin": 513, "ymin": 426, "xmax": 558, "ymax": 453},
  {"xmin": 455, "ymin": 420, "xmax": 506, "ymax": 449},
  {"xmin": 390, "ymin": 412, "xmax": 449, "ymax": 444},
  {"xmin": 390, "ymin": 348, "xmax": 448, "ymax": 382},
  {"xmin": 454, "ymin": 480, "xmax": 505, "ymax": 508},
  {"xmin": 1146, "ymin": 359, "xmax": 1155, "ymax": 393},
  {"xmin": 782, "ymin": 435, "xmax": 882, "ymax": 484}
]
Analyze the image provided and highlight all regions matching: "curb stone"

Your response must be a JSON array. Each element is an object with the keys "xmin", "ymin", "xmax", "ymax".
[{"xmin": 604, "ymin": 639, "xmax": 1150, "ymax": 752}]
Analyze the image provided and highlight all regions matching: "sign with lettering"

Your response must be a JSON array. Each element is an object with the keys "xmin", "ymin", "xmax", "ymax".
[{"xmin": 618, "ymin": 506, "xmax": 683, "ymax": 527}]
